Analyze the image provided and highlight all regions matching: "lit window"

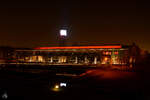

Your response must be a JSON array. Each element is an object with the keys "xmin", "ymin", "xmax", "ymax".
[
  {"xmin": 109, "ymin": 52, "xmax": 112, "ymax": 55},
  {"xmin": 104, "ymin": 57, "xmax": 108, "ymax": 61},
  {"xmin": 106, "ymin": 52, "xmax": 109, "ymax": 55},
  {"xmin": 114, "ymin": 52, "xmax": 119, "ymax": 55}
]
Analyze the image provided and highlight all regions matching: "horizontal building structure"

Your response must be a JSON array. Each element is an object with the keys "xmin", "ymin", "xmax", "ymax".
[
  {"xmin": 34, "ymin": 45, "xmax": 122, "ymax": 50},
  {"xmin": 14, "ymin": 45, "xmax": 135, "ymax": 66}
]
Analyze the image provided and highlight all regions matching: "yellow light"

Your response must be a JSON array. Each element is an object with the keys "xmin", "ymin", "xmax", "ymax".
[
  {"xmin": 104, "ymin": 57, "xmax": 108, "ymax": 61},
  {"xmin": 52, "ymin": 85, "xmax": 60, "ymax": 92},
  {"xmin": 55, "ymin": 85, "xmax": 59, "ymax": 89}
]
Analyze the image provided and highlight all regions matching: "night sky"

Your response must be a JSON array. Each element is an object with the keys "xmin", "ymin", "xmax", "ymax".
[{"xmin": 0, "ymin": 0, "xmax": 150, "ymax": 51}]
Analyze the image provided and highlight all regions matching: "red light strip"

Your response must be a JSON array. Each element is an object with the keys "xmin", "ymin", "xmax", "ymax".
[{"xmin": 34, "ymin": 46, "xmax": 122, "ymax": 50}]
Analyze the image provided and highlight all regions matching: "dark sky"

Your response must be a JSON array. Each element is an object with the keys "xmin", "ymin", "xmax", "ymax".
[{"xmin": 0, "ymin": 0, "xmax": 150, "ymax": 51}]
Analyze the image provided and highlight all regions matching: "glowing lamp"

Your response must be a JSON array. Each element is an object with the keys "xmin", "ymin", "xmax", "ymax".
[
  {"xmin": 60, "ymin": 29, "xmax": 67, "ymax": 36},
  {"xmin": 60, "ymin": 83, "xmax": 67, "ymax": 87},
  {"xmin": 104, "ymin": 57, "xmax": 108, "ymax": 61},
  {"xmin": 55, "ymin": 85, "xmax": 59, "ymax": 89}
]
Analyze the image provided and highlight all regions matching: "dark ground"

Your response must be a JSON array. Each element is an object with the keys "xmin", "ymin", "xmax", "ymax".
[{"xmin": 0, "ymin": 65, "xmax": 149, "ymax": 100}]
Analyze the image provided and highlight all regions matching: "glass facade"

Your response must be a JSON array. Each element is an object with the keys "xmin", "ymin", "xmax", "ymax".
[{"xmin": 14, "ymin": 47, "xmax": 129, "ymax": 65}]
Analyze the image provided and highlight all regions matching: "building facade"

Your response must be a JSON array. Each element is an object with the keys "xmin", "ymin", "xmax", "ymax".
[{"xmin": 13, "ymin": 45, "xmax": 133, "ymax": 66}]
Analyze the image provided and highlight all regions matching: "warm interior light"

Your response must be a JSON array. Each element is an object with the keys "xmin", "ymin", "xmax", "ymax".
[
  {"xmin": 55, "ymin": 85, "xmax": 59, "ymax": 89},
  {"xmin": 104, "ymin": 57, "xmax": 108, "ymax": 61}
]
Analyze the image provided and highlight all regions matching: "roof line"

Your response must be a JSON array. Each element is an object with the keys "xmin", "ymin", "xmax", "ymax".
[{"xmin": 34, "ymin": 45, "xmax": 122, "ymax": 50}]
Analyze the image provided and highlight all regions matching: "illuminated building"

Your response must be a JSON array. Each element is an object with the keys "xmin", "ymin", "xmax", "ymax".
[{"xmin": 13, "ymin": 44, "xmax": 136, "ymax": 66}]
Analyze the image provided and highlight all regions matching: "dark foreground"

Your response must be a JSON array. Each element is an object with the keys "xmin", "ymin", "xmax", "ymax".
[{"xmin": 0, "ymin": 66, "xmax": 149, "ymax": 100}]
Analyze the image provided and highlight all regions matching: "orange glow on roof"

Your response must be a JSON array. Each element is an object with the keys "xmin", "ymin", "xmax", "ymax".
[{"xmin": 34, "ymin": 46, "xmax": 122, "ymax": 50}]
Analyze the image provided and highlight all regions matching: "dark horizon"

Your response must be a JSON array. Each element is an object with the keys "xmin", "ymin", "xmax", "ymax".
[{"xmin": 0, "ymin": 0, "xmax": 150, "ymax": 51}]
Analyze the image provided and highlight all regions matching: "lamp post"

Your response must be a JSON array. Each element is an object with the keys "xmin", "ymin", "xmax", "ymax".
[{"xmin": 59, "ymin": 29, "xmax": 67, "ymax": 46}]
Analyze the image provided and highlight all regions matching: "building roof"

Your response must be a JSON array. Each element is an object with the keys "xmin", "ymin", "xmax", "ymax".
[{"xmin": 34, "ymin": 45, "xmax": 122, "ymax": 50}]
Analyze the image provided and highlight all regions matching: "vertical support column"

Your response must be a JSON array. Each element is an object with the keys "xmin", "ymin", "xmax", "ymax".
[
  {"xmin": 58, "ymin": 57, "xmax": 61, "ymax": 63},
  {"xmin": 50, "ymin": 57, "xmax": 53, "ymax": 63},
  {"xmin": 94, "ymin": 57, "xmax": 97, "ymax": 64},
  {"xmin": 75, "ymin": 56, "xmax": 78, "ymax": 64},
  {"xmin": 85, "ymin": 56, "xmax": 88, "ymax": 64}
]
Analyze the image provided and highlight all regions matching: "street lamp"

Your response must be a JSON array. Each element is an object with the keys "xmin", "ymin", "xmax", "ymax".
[
  {"xmin": 59, "ymin": 29, "xmax": 67, "ymax": 46},
  {"xmin": 60, "ymin": 29, "xmax": 67, "ymax": 37}
]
